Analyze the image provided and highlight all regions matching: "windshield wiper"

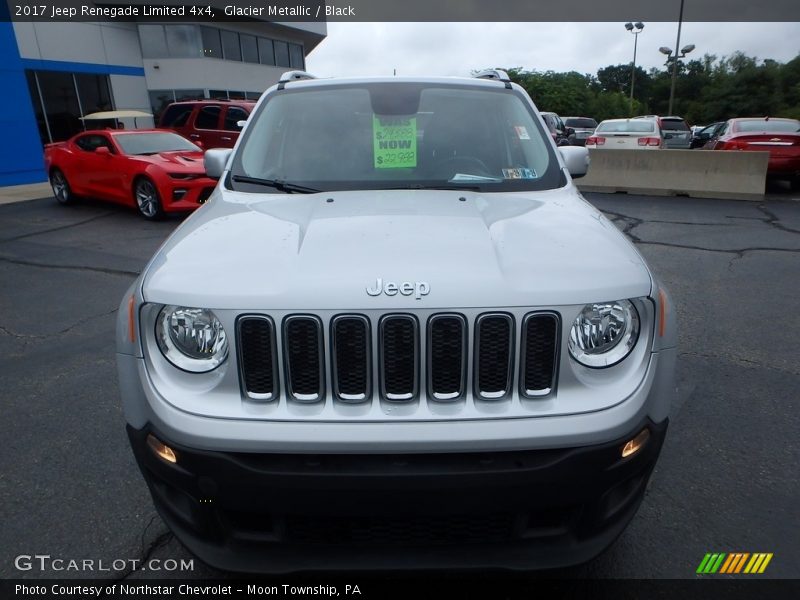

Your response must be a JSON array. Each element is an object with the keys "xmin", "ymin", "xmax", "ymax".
[{"xmin": 231, "ymin": 175, "xmax": 322, "ymax": 194}]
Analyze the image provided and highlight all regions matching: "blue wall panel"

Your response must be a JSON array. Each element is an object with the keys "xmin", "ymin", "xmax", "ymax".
[
  {"xmin": 0, "ymin": 17, "xmax": 47, "ymax": 186},
  {"xmin": 0, "ymin": 8, "xmax": 146, "ymax": 187}
]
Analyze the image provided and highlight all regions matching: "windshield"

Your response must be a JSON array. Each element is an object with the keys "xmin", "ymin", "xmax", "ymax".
[
  {"xmin": 596, "ymin": 120, "xmax": 656, "ymax": 134},
  {"xmin": 231, "ymin": 82, "xmax": 562, "ymax": 193},
  {"xmin": 115, "ymin": 132, "xmax": 200, "ymax": 155},
  {"xmin": 565, "ymin": 118, "xmax": 597, "ymax": 128},
  {"xmin": 736, "ymin": 119, "xmax": 800, "ymax": 133}
]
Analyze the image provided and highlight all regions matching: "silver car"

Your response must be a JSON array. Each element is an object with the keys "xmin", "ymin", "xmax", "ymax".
[
  {"xmin": 564, "ymin": 116, "xmax": 598, "ymax": 146},
  {"xmin": 117, "ymin": 70, "xmax": 677, "ymax": 572}
]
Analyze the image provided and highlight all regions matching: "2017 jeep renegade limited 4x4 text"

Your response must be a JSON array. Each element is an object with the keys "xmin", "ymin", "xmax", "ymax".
[{"xmin": 117, "ymin": 70, "xmax": 677, "ymax": 572}]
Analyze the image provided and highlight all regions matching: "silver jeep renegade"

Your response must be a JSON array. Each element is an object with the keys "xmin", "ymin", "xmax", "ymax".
[{"xmin": 116, "ymin": 70, "xmax": 677, "ymax": 572}]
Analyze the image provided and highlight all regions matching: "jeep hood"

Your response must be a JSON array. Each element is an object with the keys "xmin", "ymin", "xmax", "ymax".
[{"xmin": 143, "ymin": 186, "xmax": 652, "ymax": 309}]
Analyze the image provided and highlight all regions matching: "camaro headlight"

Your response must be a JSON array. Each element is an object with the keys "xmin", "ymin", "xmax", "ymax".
[
  {"xmin": 568, "ymin": 300, "xmax": 640, "ymax": 368},
  {"xmin": 156, "ymin": 306, "xmax": 228, "ymax": 372}
]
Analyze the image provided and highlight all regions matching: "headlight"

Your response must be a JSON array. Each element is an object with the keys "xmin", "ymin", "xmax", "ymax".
[
  {"xmin": 156, "ymin": 306, "xmax": 228, "ymax": 372},
  {"xmin": 568, "ymin": 300, "xmax": 640, "ymax": 368}
]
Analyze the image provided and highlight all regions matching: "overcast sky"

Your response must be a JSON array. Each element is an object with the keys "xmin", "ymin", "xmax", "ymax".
[{"xmin": 306, "ymin": 22, "xmax": 800, "ymax": 78}]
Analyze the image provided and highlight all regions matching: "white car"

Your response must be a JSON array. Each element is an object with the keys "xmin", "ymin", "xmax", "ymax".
[
  {"xmin": 587, "ymin": 118, "xmax": 664, "ymax": 149},
  {"xmin": 116, "ymin": 70, "xmax": 677, "ymax": 572}
]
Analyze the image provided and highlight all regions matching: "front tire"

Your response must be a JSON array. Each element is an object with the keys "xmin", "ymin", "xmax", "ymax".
[
  {"xmin": 50, "ymin": 169, "xmax": 74, "ymax": 205},
  {"xmin": 134, "ymin": 177, "xmax": 164, "ymax": 220}
]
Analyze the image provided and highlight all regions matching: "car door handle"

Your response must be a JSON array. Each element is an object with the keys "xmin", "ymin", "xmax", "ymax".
[
  {"xmin": 221, "ymin": 136, "xmax": 232, "ymax": 141},
  {"xmin": 189, "ymin": 134, "xmax": 200, "ymax": 139}
]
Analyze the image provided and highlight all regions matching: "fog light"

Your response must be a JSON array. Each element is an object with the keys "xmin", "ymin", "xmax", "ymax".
[
  {"xmin": 621, "ymin": 428, "xmax": 650, "ymax": 458},
  {"xmin": 172, "ymin": 189, "xmax": 187, "ymax": 200},
  {"xmin": 147, "ymin": 434, "xmax": 177, "ymax": 464}
]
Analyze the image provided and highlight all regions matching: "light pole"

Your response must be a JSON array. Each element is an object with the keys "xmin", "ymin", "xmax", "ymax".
[
  {"xmin": 625, "ymin": 22, "xmax": 644, "ymax": 116},
  {"xmin": 662, "ymin": 0, "xmax": 695, "ymax": 115},
  {"xmin": 660, "ymin": 43, "xmax": 695, "ymax": 115}
]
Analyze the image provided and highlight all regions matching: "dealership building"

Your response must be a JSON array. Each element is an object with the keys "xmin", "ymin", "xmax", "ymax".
[{"xmin": 0, "ymin": 10, "xmax": 326, "ymax": 186}]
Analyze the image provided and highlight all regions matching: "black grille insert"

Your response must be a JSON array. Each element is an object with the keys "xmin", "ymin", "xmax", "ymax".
[
  {"xmin": 283, "ymin": 316, "xmax": 324, "ymax": 402},
  {"xmin": 331, "ymin": 315, "xmax": 371, "ymax": 402},
  {"xmin": 428, "ymin": 314, "xmax": 467, "ymax": 401},
  {"xmin": 475, "ymin": 313, "xmax": 514, "ymax": 399},
  {"xmin": 520, "ymin": 313, "xmax": 560, "ymax": 398},
  {"xmin": 380, "ymin": 315, "xmax": 418, "ymax": 401},
  {"xmin": 237, "ymin": 316, "xmax": 277, "ymax": 400}
]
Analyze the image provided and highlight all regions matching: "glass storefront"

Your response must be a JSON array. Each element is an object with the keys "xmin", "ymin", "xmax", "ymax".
[{"xmin": 25, "ymin": 70, "xmax": 114, "ymax": 145}]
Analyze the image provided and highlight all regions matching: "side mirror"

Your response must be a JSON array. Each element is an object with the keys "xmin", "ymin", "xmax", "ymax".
[
  {"xmin": 204, "ymin": 148, "xmax": 233, "ymax": 179},
  {"xmin": 558, "ymin": 146, "xmax": 589, "ymax": 179},
  {"xmin": 95, "ymin": 146, "xmax": 111, "ymax": 156}
]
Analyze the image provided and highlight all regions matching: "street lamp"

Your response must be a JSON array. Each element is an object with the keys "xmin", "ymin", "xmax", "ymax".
[
  {"xmin": 624, "ymin": 22, "xmax": 644, "ymax": 116},
  {"xmin": 661, "ymin": 0, "xmax": 695, "ymax": 115}
]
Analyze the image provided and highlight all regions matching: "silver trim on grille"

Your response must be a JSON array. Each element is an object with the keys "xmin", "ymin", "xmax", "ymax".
[
  {"xmin": 236, "ymin": 315, "xmax": 279, "ymax": 401},
  {"xmin": 473, "ymin": 312, "xmax": 515, "ymax": 401},
  {"xmin": 282, "ymin": 314, "xmax": 325, "ymax": 403},
  {"xmin": 427, "ymin": 313, "xmax": 467, "ymax": 401},
  {"xmin": 378, "ymin": 314, "xmax": 419, "ymax": 402},
  {"xmin": 519, "ymin": 312, "xmax": 560, "ymax": 399},
  {"xmin": 330, "ymin": 314, "xmax": 371, "ymax": 403}
]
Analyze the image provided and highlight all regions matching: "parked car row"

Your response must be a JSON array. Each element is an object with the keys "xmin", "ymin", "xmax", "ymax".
[
  {"xmin": 44, "ymin": 93, "xmax": 800, "ymax": 222},
  {"xmin": 585, "ymin": 115, "xmax": 800, "ymax": 188}
]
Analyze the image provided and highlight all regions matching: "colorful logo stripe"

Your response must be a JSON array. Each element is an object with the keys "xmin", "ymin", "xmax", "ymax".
[{"xmin": 697, "ymin": 553, "xmax": 773, "ymax": 574}]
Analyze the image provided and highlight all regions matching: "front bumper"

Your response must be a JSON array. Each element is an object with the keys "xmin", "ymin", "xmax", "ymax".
[
  {"xmin": 161, "ymin": 179, "xmax": 216, "ymax": 213},
  {"xmin": 128, "ymin": 419, "xmax": 667, "ymax": 573}
]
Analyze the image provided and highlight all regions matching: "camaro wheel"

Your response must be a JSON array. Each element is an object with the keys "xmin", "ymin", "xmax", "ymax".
[
  {"xmin": 134, "ymin": 178, "xmax": 164, "ymax": 220},
  {"xmin": 50, "ymin": 169, "xmax": 73, "ymax": 205}
]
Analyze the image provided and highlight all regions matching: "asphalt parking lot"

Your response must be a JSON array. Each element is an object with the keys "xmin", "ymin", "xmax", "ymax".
[{"xmin": 0, "ymin": 189, "xmax": 798, "ymax": 581}]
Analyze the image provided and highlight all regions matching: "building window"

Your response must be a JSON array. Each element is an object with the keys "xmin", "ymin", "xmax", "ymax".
[
  {"xmin": 221, "ymin": 30, "xmax": 241, "ymax": 61},
  {"xmin": 165, "ymin": 25, "xmax": 202, "ymax": 58},
  {"xmin": 258, "ymin": 38, "xmax": 275, "ymax": 66},
  {"xmin": 289, "ymin": 43, "xmax": 304, "ymax": 69},
  {"xmin": 139, "ymin": 25, "xmax": 168, "ymax": 58},
  {"xmin": 174, "ymin": 89, "xmax": 204, "ymax": 102},
  {"xmin": 209, "ymin": 89, "xmax": 228, "ymax": 100},
  {"xmin": 201, "ymin": 26, "xmax": 222, "ymax": 58},
  {"xmin": 274, "ymin": 41, "xmax": 290, "ymax": 68},
  {"xmin": 241, "ymin": 34, "xmax": 259, "ymax": 63},
  {"xmin": 25, "ymin": 70, "xmax": 115, "ymax": 144},
  {"xmin": 75, "ymin": 73, "xmax": 113, "ymax": 115}
]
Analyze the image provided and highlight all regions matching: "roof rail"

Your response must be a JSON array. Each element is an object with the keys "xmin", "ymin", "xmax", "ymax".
[
  {"xmin": 277, "ymin": 70, "xmax": 317, "ymax": 90},
  {"xmin": 474, "ymin": 69, "xmax": 512, "ymax": 89}
]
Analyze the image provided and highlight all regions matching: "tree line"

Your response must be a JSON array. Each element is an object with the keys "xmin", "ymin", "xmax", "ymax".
[{"xmin": 500, "ymin": 51, "xmax": 800, "ymax": 125}]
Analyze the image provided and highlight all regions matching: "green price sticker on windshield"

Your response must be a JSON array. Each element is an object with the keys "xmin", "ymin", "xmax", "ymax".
[{"xmin": 373, "ymin": 116, "xmax": 417, "ymax": 169}]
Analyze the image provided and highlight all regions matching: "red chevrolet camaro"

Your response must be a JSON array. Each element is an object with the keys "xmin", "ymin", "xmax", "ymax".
[
  {"xmin": 705, "ymin": 117, "xmax": 800, "ymax": 189},
  {"xmin": 44, "ymin": 129, "xmax": 217, "ymax": 219}
]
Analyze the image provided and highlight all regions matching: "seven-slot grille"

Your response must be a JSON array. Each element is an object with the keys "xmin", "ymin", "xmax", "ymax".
[{"xmin": 237, "ymin": 312, "xmax": 560, "ymax": 404}]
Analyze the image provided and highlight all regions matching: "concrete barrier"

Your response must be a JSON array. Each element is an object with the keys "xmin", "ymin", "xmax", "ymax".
[{"xmin": 575, "ymin": 149, "xmax": 770, "ymax": 201}]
